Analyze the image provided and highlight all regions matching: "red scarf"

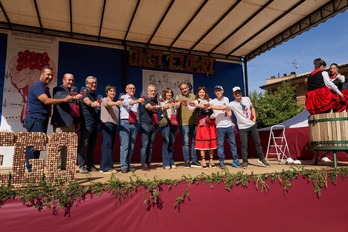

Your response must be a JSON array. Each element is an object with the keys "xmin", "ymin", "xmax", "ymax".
[
  {"xmin": 329, "ymin": 73, "xmax": 337, "ymax": 80},
  {"xmin": 310, "ymin": 68, "xmax": 322, "ymax": 75}
]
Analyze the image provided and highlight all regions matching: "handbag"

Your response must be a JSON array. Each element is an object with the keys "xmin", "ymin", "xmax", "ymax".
[
  {"xmin": 158, "ymin": 116, "xmax": 168, "ymax": 127},
  {"xmin": 70, "ymin": 102, "xmax": 80, "ymax": 118},
  {"xmin": 170, "ymin": 114, "xmax": 179, "ymax": 126},
  {"xmin": 152, "ymin": 113, "xmax": 159, "ymax": 126},
  {"xmin": 128, "ymin": 110, "xmax": 137, "ymax": 124}
]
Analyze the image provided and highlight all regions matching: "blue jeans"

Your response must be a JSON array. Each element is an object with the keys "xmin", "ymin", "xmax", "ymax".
[
  {"xmin": 100, "ymin": 122, "xmax": 117, "ymax": 171},
  {"xmin": 180, "ymin": 125, "xmax": 197, "ymax": 162},
  {"xmin": 24, "ymin": 117, "xmax": 48, "ymax": 172},
  {"xmin": 239, "ymin": 124, "xmax": 265, "ymax": 162},
  {"xmin": 140, "ymin": 123, "xmax": 156, "ymax": 166},
  {"xmin": 77, "ymin": 126, "xmax": 97, "ymax": 168},
  {"xmin": 119, "ymin": 120, "xmax": 137, "ymax": 170},
  {"xmin": 217, "ymin": 126, "xmax": 239, "ymax": 162},
  {"xmin": 161, "ymin": 125, "xmax": 177, "ymax": 167}
]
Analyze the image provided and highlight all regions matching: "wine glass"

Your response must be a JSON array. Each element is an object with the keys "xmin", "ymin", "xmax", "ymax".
[
  {"xmin": 140, "ymin": 90, "xmax": 146, "ymax": 99},
  {"xmin": 203, "ymin": 102, "xmax": 210, "ymax": 108},
  {"xmin": 70, "ymin": 86, "xmax": 77, "ymax": 96},
  {"xmin": 182, "ymin": 99, "xmax": 187, "ymax": 106},
  {"xmin": 118, "ymin": 93, "xmax": 125, "ymax": 101},
  {"xmin": 97, "ymin": 95, "xmax": 103, "ymax": 104},
  {"xmin": 158, "ymin": 94, "xmax": 163, "ymax": 103},
  {"xmin": 80, "ymin": 86, "xmax": 86, "ymax": 95},
  {"xmin": 174, "ymin": 95, "xmax": 180, "ymax": 103}
]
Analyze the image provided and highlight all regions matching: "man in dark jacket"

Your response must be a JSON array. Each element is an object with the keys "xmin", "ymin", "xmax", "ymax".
[{"xmin": 51, "ymin": 73, "xmax": 82, "ymax": 169}]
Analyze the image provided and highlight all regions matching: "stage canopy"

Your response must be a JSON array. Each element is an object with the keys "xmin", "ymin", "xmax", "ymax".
[{"xmin": 0, "ymin": 0, "xmax": 347, "ymax": 63}]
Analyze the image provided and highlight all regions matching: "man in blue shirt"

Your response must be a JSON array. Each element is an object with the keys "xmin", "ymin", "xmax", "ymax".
[{"xmin": 24, "ymin": 66, "xmax": 75, "ymax": 172}]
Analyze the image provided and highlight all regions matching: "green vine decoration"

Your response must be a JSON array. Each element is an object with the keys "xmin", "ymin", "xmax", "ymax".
[{"xmin": 1, "ymin": 166, "xmax": 348, "ymax": 216}]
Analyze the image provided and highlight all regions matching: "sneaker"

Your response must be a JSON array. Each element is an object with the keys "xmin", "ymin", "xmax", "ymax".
[
  {"xmin": 219, "ymin": 161, "xmax": 225, "ymax": 169},
  {"xmin": 184, "ymin": 161, "xmax": 191, "ymax": 168},
  {"xmin": 191, "ymin": 161, "xmax": 201, "ymax": 168},
  {"xmin": 171, "ymin": 164, "xmax": 177, "ymax": 169},
  {"xmin": 128, "ymin": 167, "xmax": 136, "ymax": 172},
  {"xmin": 241, "ymin": 162, "xmax": 248, "ymax": 169},
  {"xmin": 231, "ymin": 160, "xmax": 241, "ymax": 168},
  {"xmin": 258, "ymin": 159, "xmax": 270, "ymax": 167},
  {"xmin": 87, "ymin": 165, "xmax": 99, "ymax": 172},
  {"xmin": 102, "ymin": 169, "xmax": 117, "ymax": 174},
  {"xmin": 142, "ymin": 164, "xmax": 150, "ymax": 171},
  {"xmin": 79, "ymin": 166, "xmax": 89, "ymax": 174},
  {"xmin": 286, "ymin": 158, "xmax": 294, "ymax": 164},
  {"xmin": 121, "ymin": 168, "xmax": 128, "ymax": 173},
  {"xmin": 321, "ymin": 157, "xmax": 331, "ymax": 162},
  {"xmin": 164, "ymin": 166, "xmax": 171, "ymax": 170}
]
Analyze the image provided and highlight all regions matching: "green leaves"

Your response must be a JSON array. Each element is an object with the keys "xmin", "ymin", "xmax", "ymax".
[
  {"xmin": 0, "ymin": 167, "xmax": 346, "ymax": 215},
  {"xmin": 250, "ymin": 81, "xmax": 304, "ymax": 128}
]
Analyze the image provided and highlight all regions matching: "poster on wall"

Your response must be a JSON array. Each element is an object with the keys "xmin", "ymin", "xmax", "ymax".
[
  {"xmin": 142, "ymin": 70, "xmax": 193, "ymax": 98},
  {"xmin": 1, "ymin": 31, "xmax": 59, "ymax": 132}
]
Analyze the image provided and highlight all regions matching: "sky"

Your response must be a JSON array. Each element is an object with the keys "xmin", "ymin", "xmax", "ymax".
[{"xmin": 247, "ymin": 10, "xmax": 348, "ymax": 93}]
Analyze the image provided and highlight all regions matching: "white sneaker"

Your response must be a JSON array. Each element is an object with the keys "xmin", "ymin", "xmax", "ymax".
[
  {"xmin": 293, "ymin": 160, "xmax": 302, "ymax": 165},
  {"xmin": 286, "ymin": 158, "xmax": 294, "ymax": 164},
  {"xmin": 321, "ymin": 157, "xmax": 331, "ymax": 162}
]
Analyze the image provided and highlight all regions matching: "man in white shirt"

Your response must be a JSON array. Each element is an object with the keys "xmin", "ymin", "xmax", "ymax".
[
  {"xmin": 211, "ymin": 86, "xmax": 270, "ymax": 168},
  {"xmin": 228, "ymin": 86, "xmax": 269, "ymax": 168},
  {"xmin": 119, "ymin": 84, "xmax": 144, "ymax": 173},
  {"xmin": 210, "ymin": 85, "xmax": 240, "ymax": 168}
]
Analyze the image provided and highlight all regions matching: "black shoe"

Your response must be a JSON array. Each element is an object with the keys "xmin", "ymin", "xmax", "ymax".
[
  {"xmin": 87, "ymin": 165, "xmax": 99, "ymax": 172},
  {"xmin": 184, "ymin": 160, "xmax": 191, "ymax": 168},
  {"xmin": 241, "ymin": 162, "xmax": 248, "ymax": 169},
  {"xmin": 191, "ymin": 161, "xmax": 201, "ymax": 168},
  {"xmin": 142, "ymin": 164, "xmax": 150, "ymax": 171},
  {"xmin": 258, "ymin": 159, "xmax": 270, "ymax": 167}
]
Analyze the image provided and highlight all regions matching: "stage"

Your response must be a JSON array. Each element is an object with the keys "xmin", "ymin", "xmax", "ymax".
[{"xmin": 1, "ymin": 159, "xmax": 348, "ymax": 232}]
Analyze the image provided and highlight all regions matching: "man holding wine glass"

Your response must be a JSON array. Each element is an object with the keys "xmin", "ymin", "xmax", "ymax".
[
  {"xmin": 119, "ymin": 83, "xmax": 144, "ymax": 173},
  {"xmin": 51, "ymin": 73, "xmax": 83, "ymax": 169},
  {"xmin": 77, "ymin": 76, "xmax": 101, "ymax": 174},
  {"xmin": 24, "ymin": 67, "xmax": 76, "ymax": 172},
  {"xmin": 178, "ymin": 82, "xmax": 200, "ymax": 168},
  {"xmin": 139, "ymin": 84, "xmax": 162, "ymax": 171}
]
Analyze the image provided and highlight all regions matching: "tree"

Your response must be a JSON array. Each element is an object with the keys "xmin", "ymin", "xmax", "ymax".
[{"xmin": 249, "ymin": 81, "xmax": 304, "ymax": 128}]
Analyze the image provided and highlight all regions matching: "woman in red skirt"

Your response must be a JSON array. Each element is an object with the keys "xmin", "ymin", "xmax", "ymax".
[
  {"xmin": 305, "ymin": 58, "xmax": 345, "ymax": 115},
  {"xmin": 188, "ymin": 87, "xmax": 217, "ymax": 168},
  {"xmin": 329, "ymin": 63, "xmax": 347, "ymax": 112}
]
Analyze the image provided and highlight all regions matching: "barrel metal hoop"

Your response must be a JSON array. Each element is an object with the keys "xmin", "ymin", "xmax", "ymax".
[
  {"xmin": 310, "ymin": 140, "xmax": 348, "ymax": 146},
  {"xmin": 308, "ymin": 117, "xmax": 348, "ymax": 124}
]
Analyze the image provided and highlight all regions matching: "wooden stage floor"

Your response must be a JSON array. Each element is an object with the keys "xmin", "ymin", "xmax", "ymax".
[{"xmin": 0, "ymin": 158, "xmax": 345, "ymax": 186}]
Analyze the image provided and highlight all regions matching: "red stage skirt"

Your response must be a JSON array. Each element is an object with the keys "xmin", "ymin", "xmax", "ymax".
[
  {"xmin": 305, "ymin": 87, "xmax": 334, "ymax": 115},
  {"xmin": 195, "ymin": 116, "xmax": 217, "ymax": 150},
  {"xmin": 333, "ymin": 89, "xmax": 348, "ymax": 112}
]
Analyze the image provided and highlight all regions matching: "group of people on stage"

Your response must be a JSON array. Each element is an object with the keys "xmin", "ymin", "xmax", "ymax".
[
  {"xmin": 305, "ymin": 58, "xmax": 347, "ymax": 115},
  {"xmin": 24, "ymin": 66, "xmax": 271, "ymax": 174}
]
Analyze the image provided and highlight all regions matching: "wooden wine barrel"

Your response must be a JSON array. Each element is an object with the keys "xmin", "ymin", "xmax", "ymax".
[{"xmin": 308, "ymin": 112, "xmax": 348, "ymax": 147}]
